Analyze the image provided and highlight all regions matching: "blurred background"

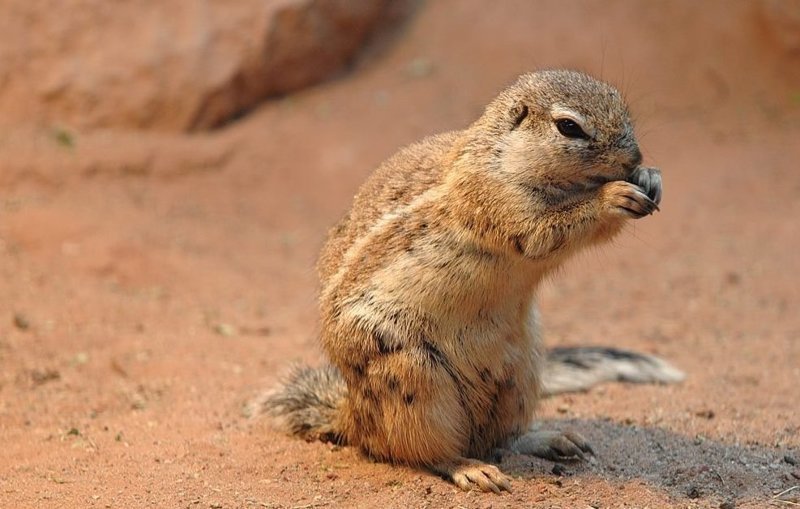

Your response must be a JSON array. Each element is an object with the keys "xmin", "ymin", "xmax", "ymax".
[{"xmin": 1, "ymin": 1, "xmax": 799, "ymax": 508}]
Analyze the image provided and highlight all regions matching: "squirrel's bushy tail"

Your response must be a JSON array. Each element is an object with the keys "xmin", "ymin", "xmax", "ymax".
[
  {"xmin": 253, "ymin": 364, "xmax": 348, "ymax": 444},
  {"xmin": 541, "ymin": 346, "xmax": 685, "ymax": 396}
]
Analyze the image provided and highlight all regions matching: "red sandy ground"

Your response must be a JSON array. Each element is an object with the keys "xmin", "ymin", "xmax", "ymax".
[{"xmin": 1, "ymin": 1, "xmax": 799, "ymax": 508}]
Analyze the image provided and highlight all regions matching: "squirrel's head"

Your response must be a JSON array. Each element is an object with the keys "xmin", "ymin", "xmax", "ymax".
[{"xmin": 466, "ymin": 70, "xmax": 642, "ymax": 196}]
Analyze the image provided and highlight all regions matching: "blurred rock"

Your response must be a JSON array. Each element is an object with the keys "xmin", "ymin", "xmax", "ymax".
[
  {"xmin": 759, "ymin": 0, "xmax": 800, "ymax": 53},
  {"xmin": 0, "ymin": 0, "xmax": 404, "ymax": 131}
]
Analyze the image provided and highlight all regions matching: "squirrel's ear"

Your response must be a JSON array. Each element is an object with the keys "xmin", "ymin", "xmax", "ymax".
[{"xmin": 510, "ymin": 104, "xmax": 528, "ymax": 130}]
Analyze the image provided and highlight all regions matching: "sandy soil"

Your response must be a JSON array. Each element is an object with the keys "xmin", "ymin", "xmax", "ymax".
[{"xmin": 1, "ymin": 1, "xmax": 799, "ymax": 508}]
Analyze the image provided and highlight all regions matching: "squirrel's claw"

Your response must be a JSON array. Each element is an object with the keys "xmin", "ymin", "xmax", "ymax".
[
  {"xmin": 604, "ymin": 181, "xmax": 660, "ymax": 219},
  {"xmin": 628, "ymin": 166, "xmax": 663, "ymax": 206}
]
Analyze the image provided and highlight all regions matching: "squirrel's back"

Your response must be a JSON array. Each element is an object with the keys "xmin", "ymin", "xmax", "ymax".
[{"xmin": 317, "ymin": 131, "xmax": 460, "ymax": 286}]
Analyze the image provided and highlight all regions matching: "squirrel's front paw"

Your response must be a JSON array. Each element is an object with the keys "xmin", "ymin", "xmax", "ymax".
[
  {"xmin": 628, "ymin": 166, "xmax": 662, "ymax": 205},
  {"xmin": 432, "ymin": 457, "xmax": 513, "ymax": 493},
  {"xmin": 601, "ymin": 181, "xmax": 659, "ymax": 219}
]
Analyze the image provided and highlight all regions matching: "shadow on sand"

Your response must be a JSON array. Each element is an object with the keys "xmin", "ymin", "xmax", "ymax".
[{"xmin": 500, "ymin": 418, "xmax": 799, "ymax": 506}]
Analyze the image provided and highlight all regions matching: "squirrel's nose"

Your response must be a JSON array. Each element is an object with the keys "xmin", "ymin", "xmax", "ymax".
[{"xmin": 630, "ymin": 146, "xmax": 642, "ymax": 167}]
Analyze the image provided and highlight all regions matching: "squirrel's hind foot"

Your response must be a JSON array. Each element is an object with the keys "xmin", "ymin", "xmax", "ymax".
[{"xmin": 509, "ymin": 429, "xmax": 594, "ymax": 462}]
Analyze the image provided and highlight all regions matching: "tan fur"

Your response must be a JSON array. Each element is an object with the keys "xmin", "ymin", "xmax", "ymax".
[{"xmin": 268, "ymin": 70, "xmax": 665, "ymax": 491}]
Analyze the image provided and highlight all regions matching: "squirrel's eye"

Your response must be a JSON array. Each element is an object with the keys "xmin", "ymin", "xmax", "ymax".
[{"xmin": 555, "ymin": 118, "xmax": 590, "ymax": 140}]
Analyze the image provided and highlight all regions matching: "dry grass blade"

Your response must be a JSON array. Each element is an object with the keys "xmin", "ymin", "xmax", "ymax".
[{"xmin": 772, "ymin": 485, "xmax": 800, "ymax": 506}]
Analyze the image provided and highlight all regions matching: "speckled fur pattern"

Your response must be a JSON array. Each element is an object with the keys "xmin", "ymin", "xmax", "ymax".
[{"xmin": 263, "ymin": 70, "xmax": 680, "ymax": 492}]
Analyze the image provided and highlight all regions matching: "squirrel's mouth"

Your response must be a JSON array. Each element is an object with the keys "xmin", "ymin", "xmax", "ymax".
[
  {"xmin": 522, "ymin": 176, "xmax": 608, "ymax": 204},
  {"xmin": 586, "ymin": 174, "xmax": 612, "ymax": 188},
  {"xmin": 585, "ymin": 168, "xmax": 640, "ymax": 191}
]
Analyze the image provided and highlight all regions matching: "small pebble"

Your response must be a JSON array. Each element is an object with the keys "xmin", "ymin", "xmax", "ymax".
[
  {"xmin": 30, "ymin": 368, "xmax": 60, "ymax": 385},
  {"xmin": 695, "ymin": 409, "xmax": 715, "ymax": 419},
  {"xmin": 213, "ymin": 323, "xmax": 237, "ymax": 337},
  {"xmin": 13, "ymin": 313, "xmax": 30, "ymax": 330}
]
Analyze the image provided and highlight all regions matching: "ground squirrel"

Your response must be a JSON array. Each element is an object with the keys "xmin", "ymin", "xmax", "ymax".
[{"xmin": 259, "ymin": 70, "xmax": 684, "ymax": 492}]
